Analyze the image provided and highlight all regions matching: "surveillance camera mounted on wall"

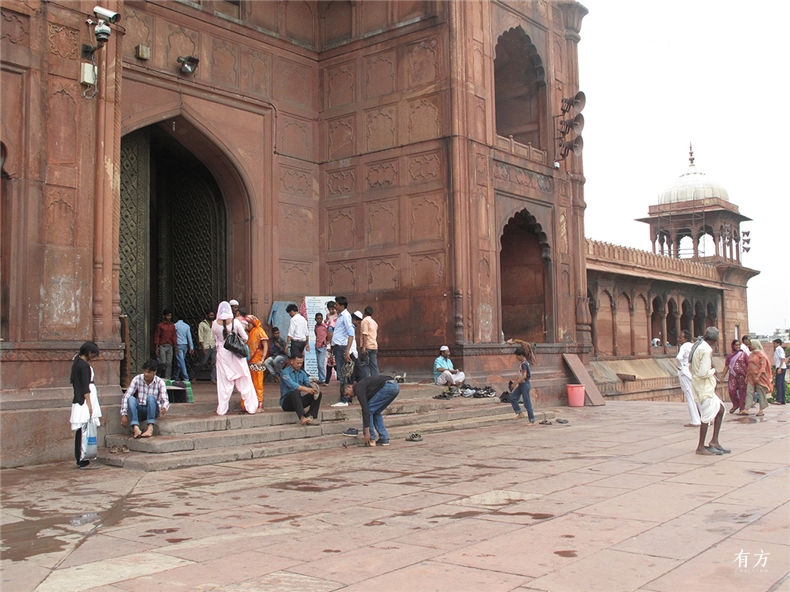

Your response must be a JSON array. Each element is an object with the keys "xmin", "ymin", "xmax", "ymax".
[{"xmin": 93, "ymin": 6, "xmax": 121, "ymax": 23}]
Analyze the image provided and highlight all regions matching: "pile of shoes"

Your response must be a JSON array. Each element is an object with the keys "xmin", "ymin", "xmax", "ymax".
[
  {"xmin": 433, "ymin": 385, "xmax": 459, "ymax": 399},
  {"xmin": 394, "ymin": 372, "xmax": 407, "ymax": 383}
]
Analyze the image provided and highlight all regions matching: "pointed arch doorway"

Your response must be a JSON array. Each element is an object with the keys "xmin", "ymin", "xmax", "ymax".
[
  {"xmin": 499, "ymin": 210, "xmax": 551, "ymax": 343},
  {"xmin": 120, "ymin": 124, "xmax": 227, "ymax": 375}
]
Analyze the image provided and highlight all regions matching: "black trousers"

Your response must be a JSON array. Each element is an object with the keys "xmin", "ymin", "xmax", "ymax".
[{"xmin": 281, "ymin": 389, "xmax": 322, "ymax": 420}]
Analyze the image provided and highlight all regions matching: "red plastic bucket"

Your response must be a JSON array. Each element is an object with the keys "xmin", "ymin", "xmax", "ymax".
[{"xmin": 567, "ymin": 384, "xmax": 585, "ymax": 407}]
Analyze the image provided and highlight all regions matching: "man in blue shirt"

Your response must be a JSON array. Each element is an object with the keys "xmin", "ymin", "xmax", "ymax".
[
  {"xmin": 173, "ymin": 313, "xmax": 194, "ymax": 381},
  {"xmin": 330, "ymin": 296, "xmax": 357, "ymax": 406},
  {"xmin": 279, "ymin": 354, "xmax": 322, "ymax": 425},
  {"xmin": 433, "ymin": 345, "xmax": 465, "ymax": 387}
]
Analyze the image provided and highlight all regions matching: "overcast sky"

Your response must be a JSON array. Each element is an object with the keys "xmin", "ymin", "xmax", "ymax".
[{"xmin": 577, "ymin": 0, "xmax": 790, "ymax": 336}]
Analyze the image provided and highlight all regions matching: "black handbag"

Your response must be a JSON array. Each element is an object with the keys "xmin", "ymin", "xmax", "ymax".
[{"xmin": 224, "ymin": 330, "xmax": 247, "ymax": 358}]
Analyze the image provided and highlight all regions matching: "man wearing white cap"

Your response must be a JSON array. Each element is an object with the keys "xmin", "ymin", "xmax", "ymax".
[
  {"xmin": 229, "ymin": 299, "xmax": 240, "ymax": 319},
  {"xmin": 433, "ymin": 345, "xmax": 465, "ymax": 387}
]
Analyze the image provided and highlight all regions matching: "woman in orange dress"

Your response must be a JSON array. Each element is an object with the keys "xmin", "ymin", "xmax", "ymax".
[{"xmin": 245, "ymin": 315, "xmax": 269, "ymax": 412}]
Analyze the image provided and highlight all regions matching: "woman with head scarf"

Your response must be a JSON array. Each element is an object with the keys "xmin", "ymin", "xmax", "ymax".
[
  {"xmin": 723, "ymin": 339, "xmax": 749, "ymax": 414},
  {"xmin": 213, "ymin": 301, "xmax": 258, "ymax": 415},
  {"xmin": 745, "ymin": 339, "xmax": 772, "ymax": 417},
  {"xmin": 244, "ymin": 314, "xmax": 268, "ymax": 412}
]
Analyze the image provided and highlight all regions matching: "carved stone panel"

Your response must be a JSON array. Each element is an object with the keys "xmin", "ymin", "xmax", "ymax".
[
  {"xmin": 326, "ymin": 62, "xmax": 355, "ymax": 109},
  {"xmin": 279, "ymin": 165, "xmax": 313, "ymax": 198},
  {"xmin": 123, "ymin": 8, "xmax": 152, "ymax": 48},
  {"xmin": 408, "ymin": 192, "xmax": 444, "ymax": 243},
  {"xmin": 212, "ymin": 37, "xmax": 239, "ymax": 88},
  {"xmin": 327, "ymin": 207, "xmax": 355, "ymax": 251},
  {"xmin": 279, "ymin": 115, "xmax": 312, "ymax": 160},
  {"xmin": 1, "ymin": 9, "xmax": 30, "ymax": 46},
  {"xmin": 48, "ymin": 84, "xmax": 77, "ymax": 165},
  {"xmin": 326, "ymin": 167, "xmax": 356, "ymax": 197},
  {"xmin": 365, "ymin": 105, "xmax": 397, "ymax": 152},
  {"xmin": 281, "ymin": 203, "xmax": 314, "ymax": 248},
  {"xmin": 243, "ymin": 50, "xmax": 271, "ymax": 98},
  {"xmin": 327, "ymin": 261, "xmax": 357, "ymax": 293},
  {"xmin": 369, "ymin": 257, "xmax": 399, "ymax": 291},
  {"xmin": 41, "ymin": 248, "xmax": 78, "ymax": 338},
  {"xmin": 365, "ymin": 200, "xmax": 398, "ymax": 247},
  {"xmin": 406, "ymin": 37, "xmax": 439, "ymax": 89},
  {"xmin": 407, "ymin": 150, "xmax": 442, "ymax": 186},
  {"xmin": 410, "ymin": 252, "xmax": 445, "ymax": 287},
  {"xmin": 48, "ymin": 23, "xmax": 78, "ymax": 59},
  {"xmin": 281, "ymin": 260, "xmax": 312, "ymax": 295},
  {"xmin": 407, "ymin": 95, "xmax": 441, "ymax": 143},
  {"xmin": 44, "ymin": 187, "xmax": 75, "ymax": 246},
  {"xmin": 364, "ymin": 51, "xmax": 396, "ymax": 99},
  {"xmin": 165, "ymin": 24, "xmax": 198, "ymax": 75},
  {"xmin": 327, "ymin": 115, "xmax": 355, "ymax": 159},
  {"xmin": 365, "ymin": 159, "xmax": 399, "ymax": 190},
  {"xmin": 275, "ymin": 58, "xmax": 311, "ymax": 109}
]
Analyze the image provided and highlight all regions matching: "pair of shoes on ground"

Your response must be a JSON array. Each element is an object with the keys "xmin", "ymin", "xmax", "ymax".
[
  {"xmin": 342, "ymin": 427, "xmax": 359, "ymax": 437},
  {"xmin": 405, "ymin": 432, "xmax": 422, "ymax": 442},
  {"xmin": 77, "ymin": 460, "xmax": 100, "ymax": 470},
  {"xmin": 109, "ymin": 445, "xmax": 130, "ymax": 454},
  {"xmin": 375, "ymin": 438, "xmax": 390, "ymax": 446},
  {"xmin": 331, "ymin": 401, "xmax": 349, "ymax": 407},
  {"xmin": 703, "ymin": 444, "xmax": 731, "ymax": 455}
]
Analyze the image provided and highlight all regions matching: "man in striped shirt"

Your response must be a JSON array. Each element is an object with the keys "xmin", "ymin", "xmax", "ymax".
[{"xmin": 121, "ymin": 359, "xmax": 170, "ymax": 438}]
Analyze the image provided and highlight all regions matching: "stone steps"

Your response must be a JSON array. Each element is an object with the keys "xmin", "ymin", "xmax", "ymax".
[{"xmin": 97, "ymin": 382, "xmax": 552, "ymax": 471}]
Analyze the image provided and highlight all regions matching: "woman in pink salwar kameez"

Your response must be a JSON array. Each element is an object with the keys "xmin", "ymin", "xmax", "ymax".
[
  {"xmin": 213, "ymin": 301, "xmax": 258, "ymax": 415},
  {"xmin": 723, "ymin": 339, "xmax": 749, "ymax": 414}
]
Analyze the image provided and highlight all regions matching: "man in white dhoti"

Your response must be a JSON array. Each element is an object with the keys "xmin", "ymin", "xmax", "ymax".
[
  {"xmin": 690, "ymin": 326, "xmax": 729, "ymax": 455},
  {"xmin": 676, "ymin": 329, "xmax": 700, "ymax": 427}
]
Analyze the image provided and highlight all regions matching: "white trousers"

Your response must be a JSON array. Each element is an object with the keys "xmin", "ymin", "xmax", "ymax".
[
  {"xmin": 216, "ymin": 376, "xmax": 258, "ymax": 415},
  {"xmin": 436, "ymin": 370, "xmax": 465, "ymax": 386},
  {"xmin": 678, "ymin": 373, "xmax": 700, "ymax": 425}
]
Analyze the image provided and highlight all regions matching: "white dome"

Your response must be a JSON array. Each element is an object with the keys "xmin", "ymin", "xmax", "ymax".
[{"xmin": 657, "ymin": 149, "xmax": 729, "ymax": 205}]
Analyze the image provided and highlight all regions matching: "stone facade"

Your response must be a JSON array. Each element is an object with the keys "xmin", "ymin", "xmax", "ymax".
[{"xmin": 0, "ymin": 1, "xmax": 755, "ymax": 466}]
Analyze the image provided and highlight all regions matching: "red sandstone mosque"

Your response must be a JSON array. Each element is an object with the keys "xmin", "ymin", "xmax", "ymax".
[{"xmin": 0, "ymin": 1, "xmax": 756, "ymax": 466}]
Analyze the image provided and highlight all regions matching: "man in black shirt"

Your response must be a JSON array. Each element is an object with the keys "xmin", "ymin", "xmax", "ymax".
[{"xmin": 342, "ymin": 375, "xmax": 400, "ymax": 446}]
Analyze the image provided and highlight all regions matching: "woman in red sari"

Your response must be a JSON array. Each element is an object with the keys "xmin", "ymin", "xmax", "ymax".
[{"xmin": 723, "ymin": 339, "xmax": 749, "ymax": 414}]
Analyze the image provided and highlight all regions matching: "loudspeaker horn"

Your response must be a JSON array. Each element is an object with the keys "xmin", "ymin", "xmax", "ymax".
[
  {"xmin": 559, "ymin": 136, "xmax": 584, "ymax": 158},
  {"xmin": 559, "ymin": 113, "xmax": 585, "ymax": 135},
  {"xmin": 561, "ymin": 91, "xmax": 586, "ymax": 114}
]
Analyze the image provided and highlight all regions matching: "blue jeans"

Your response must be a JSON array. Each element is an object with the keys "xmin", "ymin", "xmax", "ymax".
[
  {"xmin": 367, "ymin": 380, "xmax": 399, "ymax": 441},
  {"xmin": 332, "ymin": 344, "xmax": 352, "ymax": 401},
  {"xmin": 366, "ymin": 350, "xmax": 379, "ymax": 377},
  {"xmin": 127, "ymin": 395, "xmax": 159, "ymax": 426},
  {"xmin": 509, "ymin": 380, "xmax": 534, "ymax": 421},
  {"xmin": 315, "ymin": 347, "xmax": 327, "ymax": 382},
  {"xmin": 776, "ymin": 368, "xmax": 787, "ymax": 404},
  {"xmin": 175, "ymin": 344, "xmax": 190, "ymax": 380}
]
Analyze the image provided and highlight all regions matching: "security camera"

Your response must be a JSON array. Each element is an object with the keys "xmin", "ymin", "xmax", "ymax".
[
  {"xmin": 93, "ymin": 6, "xmax": 120, "ymax": 23},
  {"xmin": 94, "ymin": 20, "xmax": 111, "ymax": 45}
]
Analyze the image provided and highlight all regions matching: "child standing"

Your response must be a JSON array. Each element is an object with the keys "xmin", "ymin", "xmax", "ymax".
[{"xmin": 509, "ymin": 345, "xmax": 536, "ymax": 425}]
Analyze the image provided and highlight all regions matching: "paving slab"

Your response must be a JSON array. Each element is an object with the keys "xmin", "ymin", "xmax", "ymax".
[{"xmin": 2, "ymin": 400, "xmax": 788, "ymax": 592}]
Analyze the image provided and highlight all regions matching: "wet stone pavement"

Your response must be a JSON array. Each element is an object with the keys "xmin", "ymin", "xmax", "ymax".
[{"xmin": 1, "ymin": 400, "xmax": 789, "ymax": 592}]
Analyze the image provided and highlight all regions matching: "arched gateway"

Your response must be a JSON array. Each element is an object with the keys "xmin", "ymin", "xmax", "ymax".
[{"xmin": 120, "ymin": 124, "xmax": 228, "ymax": 374}]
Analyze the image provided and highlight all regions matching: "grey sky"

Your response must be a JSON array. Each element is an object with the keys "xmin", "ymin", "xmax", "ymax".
[{"xmin": 578, "ymin": 0, "xmax": 790, "ymax": 336}]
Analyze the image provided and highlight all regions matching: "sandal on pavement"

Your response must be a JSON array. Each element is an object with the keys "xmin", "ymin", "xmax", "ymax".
[
  {"xmin": 406, "ymin": 432, "xmax": 422, "ymax": 442},
  {"xmin": 109, "ymin": 445, "xmax": 119, "ymax": 454},
  {"xmin": 121, "ymin": 444, "xmax": 130, "ymax": 453}
]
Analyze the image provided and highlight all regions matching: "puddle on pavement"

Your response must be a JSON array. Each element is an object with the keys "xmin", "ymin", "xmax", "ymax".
[
  {"xmin": 270, "ymin": 480, "xmax": 343, "ymax": 492},
  {"xmin": 561, "ymin": 534, "xmax": 575, "ymax": 538},
  {"xmin": 1, "ymin": 495, "xmax": 141, "ymax": 562},
  {"xmin": 554, "ymin": 550, "xmax": 577, "ymax": 557},
  {"xmin": 501, "ymin": 511, "xmax": 554, "ymax": 520}
]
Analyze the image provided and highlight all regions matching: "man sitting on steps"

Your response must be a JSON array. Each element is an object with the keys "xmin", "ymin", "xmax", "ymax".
[{"xmin": 121, "ymin": 358, "xmax": 170, "ymax": 438}]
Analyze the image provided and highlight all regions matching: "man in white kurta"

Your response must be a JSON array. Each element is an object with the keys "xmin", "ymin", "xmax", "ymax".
[
  {"xmin": 676, "ymin": 329, "xmax": 700, "ymax": 426},
  {"xmin": 690, "ymin": 326, "xmax": 728, "ymax": 455}
]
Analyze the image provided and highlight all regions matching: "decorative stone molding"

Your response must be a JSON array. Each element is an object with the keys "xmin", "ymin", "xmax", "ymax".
[{"xmin": 48, "ymin": 23, "xmax": 78, "ymax": 59}]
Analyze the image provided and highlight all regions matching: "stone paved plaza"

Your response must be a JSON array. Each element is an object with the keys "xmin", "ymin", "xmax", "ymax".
[{"xmin": 2, "ymin": 400, "xmax": 788, "ymax": 592}]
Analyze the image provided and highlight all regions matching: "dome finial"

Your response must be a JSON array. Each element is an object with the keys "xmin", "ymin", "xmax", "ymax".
[{"xmin": 689, "ymin": 142, "xmax": 695, "ymax": 166}]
